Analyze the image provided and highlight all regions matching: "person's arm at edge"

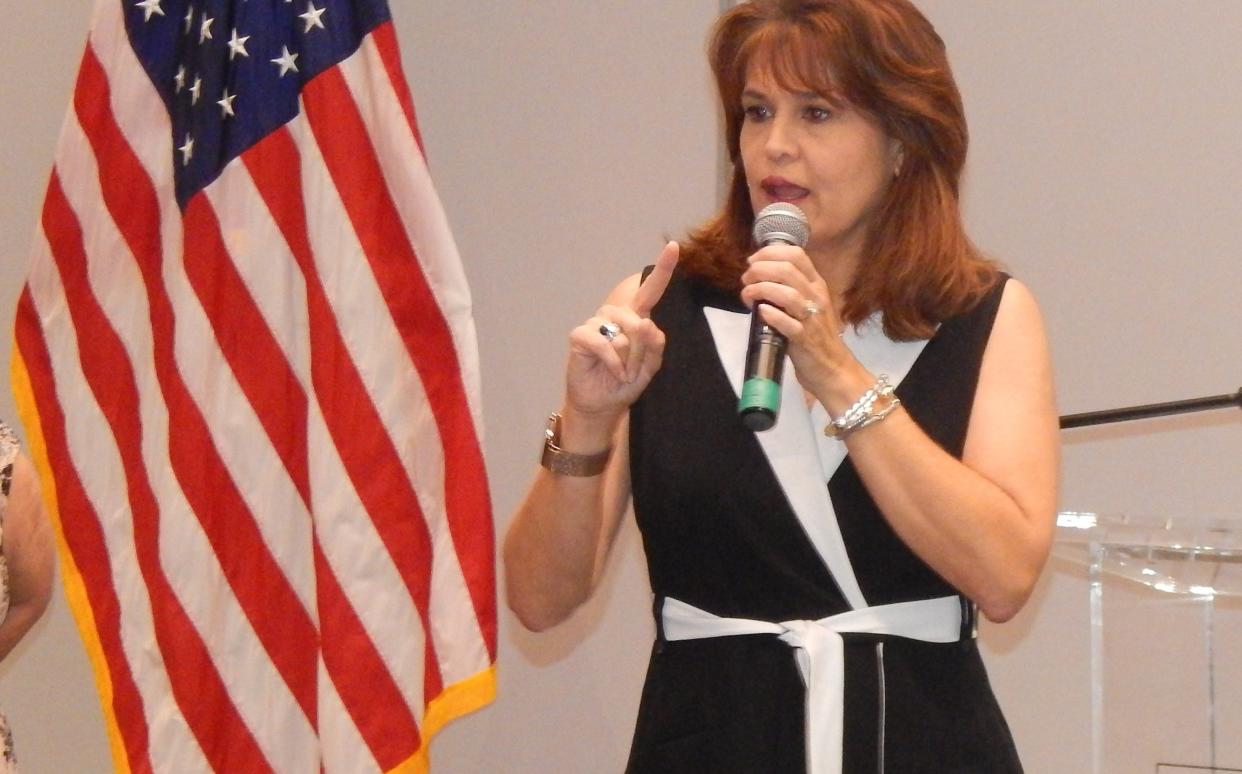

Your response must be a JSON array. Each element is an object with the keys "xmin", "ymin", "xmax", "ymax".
[{"xmin": 0, "ymin": 453, "xmax": 55, "ymax": 661}]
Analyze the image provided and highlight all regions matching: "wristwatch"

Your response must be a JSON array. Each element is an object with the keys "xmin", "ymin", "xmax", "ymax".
[{"xmin": 540, "ymin": 412, "xmax": 611, "ymax": 477}]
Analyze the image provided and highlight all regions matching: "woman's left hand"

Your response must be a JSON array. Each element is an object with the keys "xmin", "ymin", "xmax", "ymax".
[{"xmin": 739, "ymin": 243, "xmax": 856, "ymax": 394}]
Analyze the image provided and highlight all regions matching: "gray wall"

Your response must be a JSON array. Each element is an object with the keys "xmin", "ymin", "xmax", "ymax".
[{"xmin": 1, "ymin": 1, "xmax": 1239, "ymax": 772}]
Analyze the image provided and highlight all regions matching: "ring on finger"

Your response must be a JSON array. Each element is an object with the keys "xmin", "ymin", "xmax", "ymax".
[
  {"xmin": 599, "ymin": 322, "xmax": 622, "ymax": 342},
  {"xmin": 802, "ymin": 299, "xmax": 821, "ymax": 318}
]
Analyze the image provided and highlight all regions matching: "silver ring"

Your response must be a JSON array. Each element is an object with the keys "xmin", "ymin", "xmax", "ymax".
[
  {"xmin": 802, "ymin": 299, "xmax": 821, "ymax": 318},
  {"xmin": 599, "ymin": 322, "xmax": 621, "ymax": 342}
]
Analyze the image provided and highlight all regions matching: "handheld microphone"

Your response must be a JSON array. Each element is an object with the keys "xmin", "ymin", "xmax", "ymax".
[{"xmin": 738, "ymin": 202, "xmax": 810, "ymax": 432}]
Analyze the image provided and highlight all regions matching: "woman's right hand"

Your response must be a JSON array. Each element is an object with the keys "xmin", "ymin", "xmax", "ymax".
[
  {"xmin": 564, "ymin": 241, "xmax": 679, "ymax": 421},
  {"xmin": 505, "ymin": 242, "xmax": 678, "ymax": 631}
]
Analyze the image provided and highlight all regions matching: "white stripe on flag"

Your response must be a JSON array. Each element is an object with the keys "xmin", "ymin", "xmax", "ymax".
[
  {"xmin": 291, "ymin": 105, "xmax": 489, "ymax": 687},
  {"xmin": 309, "ymin": 397, "xmax": 428, "ymax": 720},
  {"xmin": 54, "ymin": 108, "xmax": 319, "ymax": 772},
  {"xmin": 200, "ymin": 168, "xmax": 319, "ymax": 617},
  {"xmin": 317, "ymin": 655, "xmax": 382, "ymax": 774},
  {"xmin": 347, "ymin": 36, "xmax": 485, "ymax": 433},
  {"xmin": 289, "ymin": 110, "xmax": 430, "ymax": 717},
  {"xmin": 26, "ymin": 2, "xmax": 497, "ymax": 769},
  {"xmin": 88, "ymin": 0, "xmax": 174, "ymax": 193},
  {"xmin": 203, "ymin": 163, "xmax": 313, "ymax": 393},
  {"xmin": 25, "ymin": 226, "xmax": 211, "ymax": 774}
]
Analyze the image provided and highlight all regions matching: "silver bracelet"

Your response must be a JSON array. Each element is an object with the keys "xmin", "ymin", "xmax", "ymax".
[
  {"xmin": 824, "ymin": 375, "xmax": 900, "ymax": 440},
  {"xmin": 845, "ymin": 394, "xmax": 903, "ymax": 438},
  {"xmin": 826, "ymin": 375, "xmax": 890, "ymax": 434}
]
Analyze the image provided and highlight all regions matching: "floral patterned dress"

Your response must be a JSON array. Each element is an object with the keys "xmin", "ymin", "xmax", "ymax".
[{"xmin": 0, "ymin": 420, "xmax": 20, "ymax": 771}]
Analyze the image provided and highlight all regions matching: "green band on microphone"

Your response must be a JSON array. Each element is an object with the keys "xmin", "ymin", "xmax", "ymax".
[{"xmin": 739, "ymin": 377, "xmax": 781, "ymax": 431}]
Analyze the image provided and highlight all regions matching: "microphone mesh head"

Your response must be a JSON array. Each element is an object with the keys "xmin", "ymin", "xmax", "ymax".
[{"xmin": 752, "ymin": 202, "xmax": 810, "ymax": 248}]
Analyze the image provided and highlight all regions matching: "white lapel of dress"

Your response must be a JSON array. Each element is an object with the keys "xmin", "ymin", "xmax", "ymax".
[
  {"xmin": 703, "ymin": 308, "xmax": 930, "ymax": 612},
  {"xmin": 704, "ymin": 307, "xmax": 867, "ymax": 609}
]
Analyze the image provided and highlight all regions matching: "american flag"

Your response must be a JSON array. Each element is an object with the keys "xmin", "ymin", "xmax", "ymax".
[{"xmin": 11, "ymin": 0, "xmax": 496, "ymax": 771}]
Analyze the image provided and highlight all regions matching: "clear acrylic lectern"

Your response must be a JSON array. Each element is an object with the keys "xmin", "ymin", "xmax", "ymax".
[{"xmin": 1055, "ymin": 511, "xmax": 1242, "ymax": 774}]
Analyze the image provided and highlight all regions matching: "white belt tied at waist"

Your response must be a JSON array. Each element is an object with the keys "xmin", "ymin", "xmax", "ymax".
[{"xmin": 661, "ymin": 594, "xmax": 963, "ymax": 774}]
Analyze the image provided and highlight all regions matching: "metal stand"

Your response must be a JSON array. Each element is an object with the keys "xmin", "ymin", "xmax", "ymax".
[
  {"xmin": 1056, "ymin": 386, "xmax": 1239, "ymax": 771},
  {"xmin": 1056, "ymin": 512, "xmax": 1241, "ymax": 774}
]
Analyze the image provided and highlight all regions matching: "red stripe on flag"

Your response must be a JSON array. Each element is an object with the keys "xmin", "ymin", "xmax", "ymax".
[
  {"xmin": 76, "ymin": 44, "xmax": 322, "ymax": 737},
  {"xmin": 243, "ymin": 128, "xmax": 437, "ymax": 745},
  {"xmin": 181, "ymin": 196, "xmax": 311, "ymax": 505},
  {"xmin": 314, "ymin": 542, "xmax": 422, "ymax": 769},
  {"xmin": 41, "ymin": 168, "xmax": 269, "ymax": 772},
  {"xmin": 177, "ymin": 195, "xmax": 322, "ymax": 721},
  {"xmin": 302, "ymin": 65, "xmax": 498, "ymax": 661},
  {"xmin": 369, "ymin": 22, "xmax": 424, "ymax": 155},
  {"xmin": 369, "ymin": 26, "xmax": 500, "ymax": 662},
  {"xmin": 297, "ymin": 78, "xmax": 456, "ymax": 703},
  {"xmin": 15, "ymin": 288, "xmax": 155, "ymax": 774},
  {"xmin": 78, "ymin": 43, "xmax": 321, "ymax": 735},
  {"xmin": 27, "ymin": 10, "xmax": 496, "ymax": 769}
]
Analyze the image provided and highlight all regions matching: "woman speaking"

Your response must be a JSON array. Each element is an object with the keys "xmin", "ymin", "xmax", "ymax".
[{"xmin": 504, "ymin": 1, "xmax": 1059, "ymax": 771}]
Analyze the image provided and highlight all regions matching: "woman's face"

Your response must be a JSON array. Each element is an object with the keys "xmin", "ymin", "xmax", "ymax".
[{"xmin": 738, "ymin": 65, "xmax": 901, "ymax": 265}]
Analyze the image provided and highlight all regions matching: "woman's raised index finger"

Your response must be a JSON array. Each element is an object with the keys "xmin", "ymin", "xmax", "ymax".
[{"xmin": 632, "ymin": 241, "xmax": 679, "ymax": 317}]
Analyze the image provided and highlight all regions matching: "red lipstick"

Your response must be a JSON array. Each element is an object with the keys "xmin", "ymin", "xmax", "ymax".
[{"xmin": 760, "ymin": 176, "xmax": 810, "ymax": 202}]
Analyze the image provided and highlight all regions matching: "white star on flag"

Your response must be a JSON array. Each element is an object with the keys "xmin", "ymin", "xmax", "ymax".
[
  {"xmin": 217, "ymin": 89, "xmax": 237, "ymax": 118},
  {"xmin": 136, "ymin": 0, "xmax": 164, "ymax": 22},
  {"xmin": 182, "ymin": 6, "xmax": 193, "ymax": 33},
  {"xmin": 178, "ymin": 133, "xmax": 194, "ymax": 165},
  {"xmin": 227, "ymin": 28, "xmax": 251, "ymax": 60},
  {"xmin": 271, "ymin": 46, "xmax": 299, "ymax": 77},
  {"xmin": 189, "ymin": 75, "xmax": 202, "ymax": 104},
  {"xmin": 200, "ymin": 16, "xmax": 214, "ymax": 43},
  {"xmin": 300, "ymin": 3, "xmax": 327, "ymax": 32}
]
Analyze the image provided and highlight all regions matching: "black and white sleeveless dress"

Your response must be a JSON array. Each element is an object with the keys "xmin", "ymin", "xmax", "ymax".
[{"xmin": 625, "ymin": 269, "xmax": 1023, "ymax": 773}]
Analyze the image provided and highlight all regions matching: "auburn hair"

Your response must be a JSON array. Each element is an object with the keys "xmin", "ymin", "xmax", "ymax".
[{"xmin": 680, "ymin": 0, "xmax": 998, "ymax": 340}]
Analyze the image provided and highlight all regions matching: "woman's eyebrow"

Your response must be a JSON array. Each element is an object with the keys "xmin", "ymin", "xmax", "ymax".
[{"xmin": 742, "ymin": 86, "xmax": 833, "ymax": 101}]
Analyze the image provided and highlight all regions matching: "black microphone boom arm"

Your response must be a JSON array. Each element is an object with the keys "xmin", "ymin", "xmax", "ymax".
[{"xmin": 1059, "ymin": 387, "xmax": 1241, "ymax": 429}]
